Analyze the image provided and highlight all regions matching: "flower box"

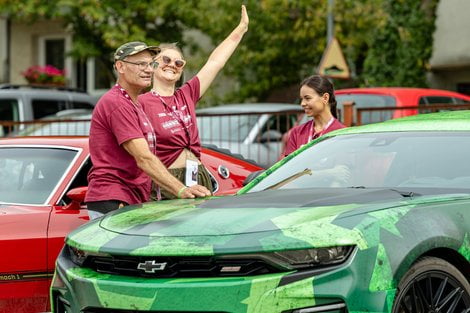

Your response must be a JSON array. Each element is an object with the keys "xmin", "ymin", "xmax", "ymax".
[{"xmin": 22, "ymin": 65, "xmax": 66, "ymax": 86}]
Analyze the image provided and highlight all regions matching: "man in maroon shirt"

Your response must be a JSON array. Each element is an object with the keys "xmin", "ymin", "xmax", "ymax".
[{"xmin": 86, "ymin": 41, "xmax": 211, "ymax": 216}]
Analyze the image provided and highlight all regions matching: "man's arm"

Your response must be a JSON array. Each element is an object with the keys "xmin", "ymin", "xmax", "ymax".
[{"xmin": 122, "ymin": 138, "xmax": 211, "ymax": 198}]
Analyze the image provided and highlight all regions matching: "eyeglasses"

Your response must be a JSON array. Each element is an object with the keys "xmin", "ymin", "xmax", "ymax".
[
  {"xmin": 121, "ymin": 60, "xmax": 158, "ymax": 70},
  {"xmin": 159, "ymin": 55, "xmax": 186, "ymax": 68}
]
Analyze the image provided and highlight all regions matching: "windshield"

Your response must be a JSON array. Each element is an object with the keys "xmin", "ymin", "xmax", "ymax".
[
  {"xmin": 197, "ymin": 115, "xmax": 260, "ymax": 142},
  {"xmin": 0, "ymin": 147, "xmax": 77, "ymax": 205},
  {"xmin": 247, "ymin": 132, "xmax": 470, "ymax": 192}
]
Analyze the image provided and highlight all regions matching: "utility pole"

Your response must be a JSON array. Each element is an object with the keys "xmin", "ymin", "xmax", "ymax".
[{"xmin": 327, "ymin": 0, "xmax": 334, "ymax": 44}]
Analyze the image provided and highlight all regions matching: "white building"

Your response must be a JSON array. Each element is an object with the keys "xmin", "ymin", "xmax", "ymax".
[{"xmin": 428, "ymin": 0, "xmax": 470, "ymax": 95}]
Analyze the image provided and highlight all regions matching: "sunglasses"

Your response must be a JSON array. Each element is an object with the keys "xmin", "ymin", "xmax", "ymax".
[
  {"xmin": 159, "ymin": 55, "xmax": 186, "ymax": 68},
  {"xmin": 121, "ymin": 60, "xmax": 158, "ymax": 70}
]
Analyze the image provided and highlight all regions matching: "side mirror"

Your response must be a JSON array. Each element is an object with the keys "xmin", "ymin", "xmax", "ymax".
[
  {"xmin": 64, "ymin": 186, "xmax": 87, "ymax": 210},
  {"xmin": 243, "ymin": 169, "xmax": 265, "ymax": 186},
  {"xmin": 259, "ymin": 130, "xmax": 283, "ymax": 143}
]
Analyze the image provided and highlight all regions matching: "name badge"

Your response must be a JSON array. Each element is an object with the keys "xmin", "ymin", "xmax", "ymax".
[{"xmin": 185, "ymin": 159, "xmax": 199, "ymax": 186}]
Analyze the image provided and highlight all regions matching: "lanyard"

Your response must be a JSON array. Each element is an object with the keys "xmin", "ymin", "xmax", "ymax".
[
  {"xmin": 309, "ymin": 117, "xmax": 335, "ymax": 141},
  {"xmin": 151, "ymin": 90, "xmax": 192, "ymax": 147},
  {"xmin": 116, "ymin": 84, "xmax": 156, "ymax": 152}
]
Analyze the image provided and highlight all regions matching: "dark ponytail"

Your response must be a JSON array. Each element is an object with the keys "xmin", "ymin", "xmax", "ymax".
[{"xmin": 301, "ymin": 75, "xmax": 338, "ymax": 118}]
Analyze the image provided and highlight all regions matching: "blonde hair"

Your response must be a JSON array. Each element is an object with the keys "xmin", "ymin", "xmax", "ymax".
[{"xmin": 157, "ymin": 42, "xmax": 184, "ymax": 58}]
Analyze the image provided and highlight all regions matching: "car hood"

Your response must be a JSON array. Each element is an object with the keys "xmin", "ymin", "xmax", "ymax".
[{"xmin": 66, "ymin": 188, "xmax": 470, "ymax": 256}]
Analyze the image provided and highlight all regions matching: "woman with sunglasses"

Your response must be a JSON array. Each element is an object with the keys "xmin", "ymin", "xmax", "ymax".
[{"xmin": 139, "ymin": 5, "xmax": 249, "ymax": 199}]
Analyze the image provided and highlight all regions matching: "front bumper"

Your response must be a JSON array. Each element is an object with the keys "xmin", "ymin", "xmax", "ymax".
[{"xmin": 51, "ymin": 248, "xmax": 395, "ymax": 313}]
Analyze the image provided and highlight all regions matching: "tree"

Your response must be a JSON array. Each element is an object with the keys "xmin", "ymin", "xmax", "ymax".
[
  {"xmin": 0, "ymin": 0, "xmax": 188, "ymax": 87},
  {"xmin": 362, "ymin": 0, "xmax": 438, "ymax": 87},
  {"xmin": 0, "ymin": 0, "xmax": 438, "ymax": 102},
  {"xmin": 179, "ymin": 0, "xmax": 388, "ymax": 102}
]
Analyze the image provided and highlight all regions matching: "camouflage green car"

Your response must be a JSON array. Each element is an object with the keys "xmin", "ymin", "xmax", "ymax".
[{"xmin": 51, "ymin": 111, "xmax": 470, "ymax": 313}]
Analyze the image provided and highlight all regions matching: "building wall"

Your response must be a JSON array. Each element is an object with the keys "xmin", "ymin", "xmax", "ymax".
[
  {"xmin": 0, "ymin": 17, "xmax": 7, "ymax": 83},
  {"xmin": 428, "ymin": 0, "xmax": 470, "ymax": 94},
  {"xmin": 9, "ymin": 20, "xmax": 70, "ymax": 85}
]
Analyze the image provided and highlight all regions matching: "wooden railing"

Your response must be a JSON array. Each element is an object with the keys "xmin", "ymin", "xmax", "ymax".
[{"xmin": 341, "ymin": 102, "xmax": 470, "ymax": 127}]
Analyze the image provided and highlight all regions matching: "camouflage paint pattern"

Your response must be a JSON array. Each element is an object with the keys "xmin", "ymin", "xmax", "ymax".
[
  {"xmin": 53, "ymin": 191, "xmax": 470, "ymax": 312},
  {"xmin": 52, "ymin": 111, "xmax": 470, "ymax": 312}
]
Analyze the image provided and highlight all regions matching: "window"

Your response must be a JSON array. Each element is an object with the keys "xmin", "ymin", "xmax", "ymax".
[
  {"xmin": 0, "ymin": 99, "xmax": 19, "ymax": 135},
  {"xmin": 86, "ymin": 57, "xmax": 114, "ymax": 94},
  {"xmin": 45, "ymin": 39, "xmax": 65, "ymax": 70},
  {"xmin": 70, "ymin": 101, "xmax": 94, "ymax": 110},
  {"xmin": 336, "ymin": 94, "xmax": 396, "ymax": 124},
  {"xmin": 457, "ymin": 83, "xmax": 470, "ymax": 96},
  {"xmin": 0, "ymin": 99, "xmax": 19, "ymax": 121},
  {"xmin": 257, "ymin": 113, "xmax": 300, "ymax": 142},
  {"xmin": 32, "ymin": 99, "xmax": 66, "ymax": 119},
  {"xmin": 39, "ymin": 35, "xmax": 73, "ymax": 86},
  {"xmin": 419, "ymin": 96, "xmax": 454, "ymax": 105},
  {"xmin": 0, "ymin": 147, "xmax": 77, "ymax": 204}
]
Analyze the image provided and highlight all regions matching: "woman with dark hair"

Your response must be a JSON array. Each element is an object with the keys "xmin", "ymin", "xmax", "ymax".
[
  {"xmin": 283, "ymin": 75, "xmax": 345, "ymax": 157},
  {"xmin": 138, "ymin": 5, "xmax": 249, "ymax": 199}
]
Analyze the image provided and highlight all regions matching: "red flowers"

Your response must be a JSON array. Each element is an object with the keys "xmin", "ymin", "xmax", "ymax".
[{"xmin": 22, "ymin": 65, "xmax": 66, "ymax": 85}]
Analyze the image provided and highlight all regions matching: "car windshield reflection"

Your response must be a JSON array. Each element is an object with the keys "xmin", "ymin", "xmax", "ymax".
[
  {"xmin": 248, "ymin": 132, "xmax": 470, "ymax": 192},
  {"xmin": 0, "ymin": 147, "xmax": 78, "ymax": 205}
]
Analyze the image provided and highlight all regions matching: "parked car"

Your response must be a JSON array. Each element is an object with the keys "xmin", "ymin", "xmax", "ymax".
[
  {"xmin": 8, "ymin": 109, "xmax": 93, "ymax": 137},
  {"xmin": 197, "ymin": 103, "xmax": 303, "ymax": 168},
  {"xmin": 0, "ymin": 136, "xmax": 262, "ymax": 313},
  {"xmin": 52, "ymin": 110, "xmax": 470, "ymax": 313},
  {"xmin": 0, "ymin": 84, "xmax": 96, "ymax": 135},
  {"xmin": 336, "ymin": 87, "xmax": 470, "ymax": 124}
]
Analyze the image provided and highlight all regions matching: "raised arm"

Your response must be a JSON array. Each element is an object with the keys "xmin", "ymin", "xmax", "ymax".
[{"xmin": 196, "ymin": 5, "xmax": 249, "ymax": 96}]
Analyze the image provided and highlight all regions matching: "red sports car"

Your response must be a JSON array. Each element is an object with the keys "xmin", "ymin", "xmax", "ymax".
[
  {"xmin": 0, "ymin": 136, "xmax": 262, "ymax": 313},
  {"xmin": 336, "ymin": 87, "xmax": 470, "ymax": 124}
]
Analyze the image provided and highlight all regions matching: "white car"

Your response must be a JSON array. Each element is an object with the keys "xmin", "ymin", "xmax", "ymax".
[{"xmin": 197, "ymin": 103, "xmax": 304, "ymax": 168}]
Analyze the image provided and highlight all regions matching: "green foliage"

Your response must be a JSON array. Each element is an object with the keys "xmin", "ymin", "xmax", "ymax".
[
  {"xmin": 362, "ymin": 0, "xmax": 438, "ymax": 87},
  {"xmin": 0, "ymin": 0, "xmax": 438, "ymax": 102}
]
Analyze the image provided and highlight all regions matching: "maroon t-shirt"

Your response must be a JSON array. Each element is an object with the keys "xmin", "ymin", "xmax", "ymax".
[
  {"xmin": 284, "ymin": 118, "xmax": 345, "ymax": 157},
  {"xmin": 86, "ymin": 85, "xmax": 155, "ymax": 205},
  {"xmin": 139, "ymin": 77, "xmax": 201, "ymax": 167}
]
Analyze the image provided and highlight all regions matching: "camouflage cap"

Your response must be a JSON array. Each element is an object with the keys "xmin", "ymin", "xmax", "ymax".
[{"xmin": 114, "ymin": 41, "xmax": 160, "ymax": 61}]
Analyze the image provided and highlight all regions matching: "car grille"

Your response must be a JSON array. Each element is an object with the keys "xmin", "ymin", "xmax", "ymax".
[
  {"xmin": 83, "ymin": 255, "xmax": 282, "ymax": 278},
  {"xmin": 85, "ymin": 308, "xmax": 226, "ymax": 313}
]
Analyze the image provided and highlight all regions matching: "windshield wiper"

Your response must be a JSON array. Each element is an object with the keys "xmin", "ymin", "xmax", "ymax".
[
  {"xmin": 389, "ymin": 189, "xmax": 420, "ymax": 198},
  {"xmin": 264, "ymin": 168, "xmax": 312, "ymax": 190},
  {"xmin": 348, "ymin": 186, "xmax": 419, "ymax": 198}
]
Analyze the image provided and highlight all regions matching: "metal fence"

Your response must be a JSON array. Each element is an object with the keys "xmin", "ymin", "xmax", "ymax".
[
  {"xmin": 0, "ymin": 110, "xmax": 304, "ymax": 168},
  {"xmin": 2, "ymin": 103, "xmax": 470, "ymax": 167},
  {"xmin": 0, "ymin": 118, "xmax": 91, "ymax": 137},
  {"xmin": 197, "ymin": 109, "xmax": 304, "ymax": 167}
]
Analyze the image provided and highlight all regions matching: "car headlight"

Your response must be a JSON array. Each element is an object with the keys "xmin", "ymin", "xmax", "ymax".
[
  {"xmin": 261, "ymin": 246, "xmax": 354, "ymax": 270},
  {"xmin": 67, "ymin": 245, "xmax": 107, "ymax": 266}
]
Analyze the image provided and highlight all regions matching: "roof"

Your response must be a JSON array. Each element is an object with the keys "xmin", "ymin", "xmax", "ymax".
[
  {"xmin": 329, "ymin": 110, "xmax": 470, "ymax": 136},
  {"xmin": 196, "ymin": 103, "xmax": 301, "ymax": 114},
  {"xmin": 0, "ymin": 84, "xmax": 87, "ymax": 94},
  {"xmin": 336, "ymin": 87, "xmax": 470, "ymax": 100},
  {"xmin": 0, "ymin": 136, "xmax": 89, "ymax": 148}
]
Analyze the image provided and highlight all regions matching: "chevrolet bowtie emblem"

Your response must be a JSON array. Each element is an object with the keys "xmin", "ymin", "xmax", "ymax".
[{"xmin": 137, "ymin": 260, "xmax": 167, "ymax": 273}]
